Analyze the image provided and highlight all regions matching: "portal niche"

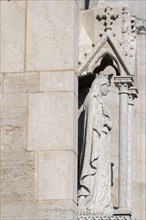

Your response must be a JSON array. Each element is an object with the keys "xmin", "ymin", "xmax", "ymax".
[
  {"xmin": 78, "ymin": 59, "xmax": 119, "ymax": 216},
  {"xmin": 77, "ymin": 2, "xmax": 137, "ymax": 219}
]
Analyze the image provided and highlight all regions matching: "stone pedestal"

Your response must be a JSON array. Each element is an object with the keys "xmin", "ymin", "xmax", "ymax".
[
  {"xmin": 77, "ymin": 215, "xmax": 135, "ymax": 220},
  {"xmin": 78, "ymin": 209, "xmax": 136, "ymax": 220}
]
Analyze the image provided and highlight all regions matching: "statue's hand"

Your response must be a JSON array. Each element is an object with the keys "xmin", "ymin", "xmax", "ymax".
[
  {"xmin": 103, "ymin": 121, "xmax": 112, "ymax": 133},
  {"xmin": 102, "ymin": 126, "xmax": 109, "ymax": 134},
  {"xmin": 105, "ymin": 121, "xmax": 112, "ymax": 130},
  {"xmin": 102, "ymin": 108, "xmax": 110, "ymax": 117}
]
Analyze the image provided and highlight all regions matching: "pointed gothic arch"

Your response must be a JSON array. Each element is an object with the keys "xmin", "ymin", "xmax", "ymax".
[{"xmin": 92, "ymin": 52, "xmax": 121, "ymax": 76}]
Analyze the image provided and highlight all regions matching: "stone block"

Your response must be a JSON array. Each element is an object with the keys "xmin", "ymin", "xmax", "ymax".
[
  {"xmin": 40, "ymin": 71, "xmax": 78, "ymax": 96},
  {"xmin": 27, "ymin": 92, "xmax": 77, "ymax": 153},
  {"xmin": 1, "ymin": 1, "xmax": 25, "ymax": 72},
  {"xmin": 1, "ymin": 202, "xmax": 38, "ymax": 220},
  {"xmin": 3, "ymin": 72, "xmax": 40, "ymax": 95},
  {"xmin": 1, "ymin": 118, "xmax": 27, "ymax": 151},
  {"xmin": 1, "ymin": 94, "xmax": 28, "ymax": 119},
  {"xmin": 38, "ymin": 151, "xmax": 77, "ymax": 202},
  {"xmin": 1, "ymin": 93, "xmax": 28, "ymax": 107},
  {"xmin": 1, "ymin": 150, "xmax": 37, "ymax": 203},
  {"xmin": 39, "ymin": 200, "xmax": 77, "ymax": 220},
  {"xmin": 1, "ymin": 94, "xmax": 28, "ymax": 150},
  {"xmin": 27, "ymin": 1, "xmax": 76, "ymax": 71}
]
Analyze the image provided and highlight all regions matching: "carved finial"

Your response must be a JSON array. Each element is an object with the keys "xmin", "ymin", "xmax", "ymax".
[{"xmin": 96, "ymin": 5, "xmax": 119, "ymax": 32}]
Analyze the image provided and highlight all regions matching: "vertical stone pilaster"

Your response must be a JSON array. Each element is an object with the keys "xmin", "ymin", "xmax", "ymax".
[
  {"xmin": 114, "ymin": 76, "xmax": 134, "ymax": 209},
  {"xmin": 127, "ymin": 88, "xmax": 138, "ymax": 209}
]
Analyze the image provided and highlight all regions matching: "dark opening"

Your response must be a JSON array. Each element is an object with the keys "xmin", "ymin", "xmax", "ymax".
[{"xmin": 85, "ymin": 0, "xmax": 90, "ymax": 10}]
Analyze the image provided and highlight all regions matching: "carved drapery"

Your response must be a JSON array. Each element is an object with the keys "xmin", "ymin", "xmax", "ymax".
[{"xmin": 78, "ymin": 73, "xmax": 114, "ymax": 216}]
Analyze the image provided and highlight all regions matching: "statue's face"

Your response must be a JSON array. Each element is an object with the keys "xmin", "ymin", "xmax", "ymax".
[{"xmin": 101, "ymin": 83, "xmax": 110, "ymax": 96}]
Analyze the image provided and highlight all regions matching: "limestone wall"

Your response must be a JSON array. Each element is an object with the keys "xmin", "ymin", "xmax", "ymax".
[{"xmin": 1, "ymin": 1, "xmax": 79, "ymax": 219}]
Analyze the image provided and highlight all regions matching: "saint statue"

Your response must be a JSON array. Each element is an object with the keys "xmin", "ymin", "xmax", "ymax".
[{"xmin": 78, "ymin": 71, "xmax": 114, "ymax": 216}]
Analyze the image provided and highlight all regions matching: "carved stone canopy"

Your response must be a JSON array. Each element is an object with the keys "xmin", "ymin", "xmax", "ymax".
[
  {"xmin": 78, "ymin": 2, "xmax": 137, "ymax": 80},
  {"xmin": 77, "ymin": 34, "xmax": 133, "ymax": 78}
]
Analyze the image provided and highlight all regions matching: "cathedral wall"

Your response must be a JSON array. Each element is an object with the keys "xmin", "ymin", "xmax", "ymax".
[{"xmin": 1, "ymin": 1, "xmax": 79, "ymax": 219}]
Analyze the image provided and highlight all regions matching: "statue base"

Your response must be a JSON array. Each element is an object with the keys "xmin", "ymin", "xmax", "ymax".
[{"xmin": 77, "ymin": 209, "xmax": 136, "ymax": 220}]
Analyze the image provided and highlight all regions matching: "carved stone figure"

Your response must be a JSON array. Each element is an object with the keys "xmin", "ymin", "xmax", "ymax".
[{"xmin": 78, "ymin": 72, "xmax": 113, "ymax": 216}]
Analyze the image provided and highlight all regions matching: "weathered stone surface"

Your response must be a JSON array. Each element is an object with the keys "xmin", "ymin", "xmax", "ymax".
[
  {"xmin": 135, "ymin": 91, "xmax": 145, "ymax": 119},
  {"xmin": 1, "ymin": 94, "xmax": 28, "ymax": 118},
  {"xmin": 40, "ymin": 71, "xmax": 78, "ymax": 96},
  {"xmin": 1, "ymin": 201, "xmax": 38, "ymax": 220},
  {"xmin": 1, "ymin": 117, "xmax": 27, "ymax": 151},
  {"xmin": 27, "ymin": 92, "xmax": 77, "ymax": 153},
  {"xmin": 1, "ymin": 94, "xmax": 28, "ymax": 150},
  {"xmin": 128, "ymin": 0, "xmax": 145, "ymax": 20},
  {"xmin": 132, "ymin": 181, "xmax": 145, "ymax": 219},
  {"xmin": 1, "ymin": 1, "xmax": 25, "ymax": 72},
  {"xmin": 3, "ymin": 72, "xmax": 40, "ymax": 95},
  {"xmin": 27, "ymin": 1, "xmax": 75, "ymax": 71},
  {"xmin": 38, "ymin": 151, "xmax": 77, "ymax": 201},
  {"xmin": 132, "ymin": 160, "xmax": 145, "ymax": 183},
  {"xmin": 137, "ymin": 75, "xmax": 145, "ymax": 94},
  {"xmin": 0, "ymin": 74, "xmax": 3, "ymax": 95},
  {"xmin": 133, "ymin": 133, "xmax": 145, "ymax": 162},
  {"xmin": 1, "ymin": 150, "xmax": 37, "ymax": 203},
  {"xmin": 39, "ymin": 200, "xmax": 77, "ymax": 220}
]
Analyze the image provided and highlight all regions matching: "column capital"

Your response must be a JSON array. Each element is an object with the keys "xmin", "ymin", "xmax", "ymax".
[
  {"xmin": 114, "ymin": 76, "xmax": 134, "ymax": 94},
  {"xmin": 128, "ymin": 87, "xmax": 138, "ymax": 105}
]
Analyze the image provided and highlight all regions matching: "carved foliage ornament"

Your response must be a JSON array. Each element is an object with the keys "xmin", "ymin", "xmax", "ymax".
[{"xmin": 96, "ymin": 6, "xmax": 119, "ymax": 32}]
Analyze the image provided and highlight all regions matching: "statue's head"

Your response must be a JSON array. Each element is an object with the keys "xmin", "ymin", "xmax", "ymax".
[
  {"xmin": 95, "ymin": 71, "xmax": 113, "ymax": 96},
  {"xmin": 90, "ymin": 71, "xmax": 113, "ymax": 97},
  {"xmin": 84, "ymin": 71, "xmax": 113, "ymax": 105}
]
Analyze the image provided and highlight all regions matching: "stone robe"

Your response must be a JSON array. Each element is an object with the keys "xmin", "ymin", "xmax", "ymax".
[{"xmin": 78, "ymin": 94, "xmax": 113, "ymax": 216}]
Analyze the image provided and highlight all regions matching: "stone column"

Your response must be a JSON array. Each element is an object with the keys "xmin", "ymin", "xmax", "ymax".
[
  {"xmin": 114, "ymin": 76, "xmax": 133, "ymax": 209},
  {"xmin": 127, "ymin": 88, "xmax": 138, "ymax": 209}
]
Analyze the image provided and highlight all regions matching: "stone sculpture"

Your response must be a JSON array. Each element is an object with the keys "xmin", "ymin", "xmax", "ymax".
[{"xmin": 78, "ymin": 71, "xmax": 113, "ymax": 216}]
